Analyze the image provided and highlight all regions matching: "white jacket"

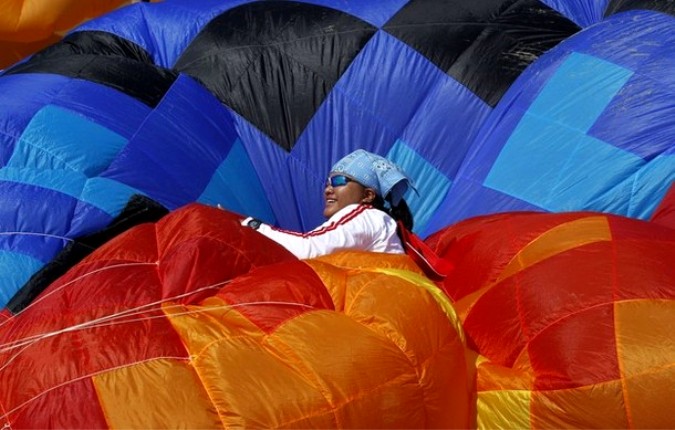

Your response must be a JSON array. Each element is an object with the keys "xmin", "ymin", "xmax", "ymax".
[{"xmin": 253, "ymin": 204, "xmax": 405, "ymax": 259}]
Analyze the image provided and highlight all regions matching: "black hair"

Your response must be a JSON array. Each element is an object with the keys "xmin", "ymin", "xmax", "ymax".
[{"xmin": 371, "ymin": 195, "xmax": 414, "ymax": 231}]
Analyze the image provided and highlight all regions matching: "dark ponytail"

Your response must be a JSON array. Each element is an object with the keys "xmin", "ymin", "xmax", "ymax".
[{"xmin": 372, "ymin": 195, "xmax": 414, "ymax": 231}]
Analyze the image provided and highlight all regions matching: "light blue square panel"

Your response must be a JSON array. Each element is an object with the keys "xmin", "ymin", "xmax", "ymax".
[
  {"xmin": 527, "ymin": 52, "xmax": 633, "ymax": 133},
  {"xmin": 0, "ymin": 251, "xmax": 44, "ymax": 308},
  {"xmin": 387, "ymin": 140, "xmax": 451, "ymax": 234},
  {"xmin": 485, "ymin": 112, "xmax": 643, "ymax": 212},
  {"xmin": 8, "ymin": 105, "xmax": 127, "ymax": 176},
  {"xmin": 199, "ymin": 138, "xmax": 276, "ymax": 224}
]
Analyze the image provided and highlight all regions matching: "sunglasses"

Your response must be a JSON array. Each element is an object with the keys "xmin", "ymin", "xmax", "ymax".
[{"xmin": 326, "ymin": 175, "xmax": 353, "ymax": 188}]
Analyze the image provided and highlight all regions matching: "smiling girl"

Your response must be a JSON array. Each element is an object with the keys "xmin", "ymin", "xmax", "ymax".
[{"xmin": 241, "ymin": 149, "xmax": 415, "ymax": 259}]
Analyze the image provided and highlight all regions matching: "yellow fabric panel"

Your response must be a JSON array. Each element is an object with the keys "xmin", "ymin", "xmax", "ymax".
[
  {"xmin": 477, "ymin": 390, "xmax": 531, "ymax": 429},
  {"xmin": 476, "ymin": 357, "xmax": 533, "ymax": 392},
  {"xmin": 92, "ymin": 358, "xmax": 221, "ymax": 429},
  {"xmin": 531, "ymin": 380, "xmax": 628, "ymax": 428},
  {"xmin": 170, "ymin": 306, "xmax": 426, "ymax": 428},
  {"xmin": 313, "ymin": 250, "xmax": 422, "ymax": 274},
  {"xmin": 455, "ymin": 216, "xmax": 612, "ymax": 320},
  {"xmin": 614, "ymin": 299, "xmax": 675, "ymax": 428}
]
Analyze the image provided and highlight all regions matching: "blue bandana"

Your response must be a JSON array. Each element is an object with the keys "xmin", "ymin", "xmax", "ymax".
[{"xmin": 330, "ymin": 149, "xmax": 415, "ymax": 206}]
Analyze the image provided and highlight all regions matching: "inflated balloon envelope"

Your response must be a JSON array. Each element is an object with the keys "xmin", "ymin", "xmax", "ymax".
[
  {"xmin": 0, "ymin": 204, "xmax": 472, "ymax": 428},
  {"xmin": 1, "ymin": 204, "xmax": 674, "ymax": 428}
]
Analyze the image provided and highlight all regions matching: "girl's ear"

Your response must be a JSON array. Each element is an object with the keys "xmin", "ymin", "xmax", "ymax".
[{"xmin": 362, "ymin": 188, "xmax": 376, "ymax": 204}]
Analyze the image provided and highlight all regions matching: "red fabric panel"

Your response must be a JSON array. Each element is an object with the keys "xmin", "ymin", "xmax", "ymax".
[
  {"xmin": 529, "ymin": 303, "xmax": 620, "ymax": 390},
  {"xmin": 156, "ymin": 204, "xmax": 296, "ymax": 305},
  {"xmin": 425, "ymin": 212, "xmax": 591, "ymax": 301},
  {"xmin": 6, "ymin": 377, "xmax": 108, "ymax": 429},
  {"xmin": 649, "ymin": 181, "xmax": 675, "ymax": 229},
  {"xmin": 216, "ymin": 261, "xmax": 335, "ymax": 333}
]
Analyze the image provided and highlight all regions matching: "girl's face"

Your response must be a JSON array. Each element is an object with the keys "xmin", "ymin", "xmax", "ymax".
[{"xmin": 323, "ymin": 175, "xmax": 374, "ymax": 218}]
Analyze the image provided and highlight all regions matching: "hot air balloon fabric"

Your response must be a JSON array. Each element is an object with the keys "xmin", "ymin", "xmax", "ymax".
[
  {"xmin": 426, "ymin": 210, "xmax": 675, "ymax": 428},
  {"xmin": 0, "ymin": 0, "xmax": 146, "ymax": 70},
  {"xmin": 0, "ymin": 0, "xmax": 592, "ymax": 307},
  {"xmin": 1, "ymin": 205, "xmax": 673, "ymax": 428},
  {"xmin": 0, "ymin": 0, "xmax": 674, "ymax": 427},
  {"xmin": 0, "ymin": 204, "xmax": 471, "ymax": 429}
]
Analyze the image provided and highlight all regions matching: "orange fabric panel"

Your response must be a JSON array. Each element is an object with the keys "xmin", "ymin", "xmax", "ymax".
[
  {"xmin": 162, "ymin": 251, "xmax": 469, "ymax": 428},
  {"xmin": 93, "ymin": 358, "xmax": 222, "ymax": 429},
  {"xmin": 615, "ymin": 299, "xmax": 675, "ymax": 428},
  {"xmin": 0, "ymin": 0, "xmax": 130, "ymax": 41},
  {"xmin": 167, "ymin": 302, "xmax": 423, "ymax": 428},
  {"xmin": 530, "ymin": 380, "xmax": 628, "ymax": 428},
  {"xmin": 307, "ymin": 253, "xmax": 471, "ymax": 428}
]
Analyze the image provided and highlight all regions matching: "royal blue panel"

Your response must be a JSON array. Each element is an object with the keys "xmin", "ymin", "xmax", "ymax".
[
  {"xmin": 51, "ymin": 79, "xmax": 151, "ymax": 139},
  {"xmin": 0, "ymin": 74, "xmax": 71, "ymax": 165},
  {"xmin": 0, "ymin": 225, "xmax": 67, "ymax": 261},
  {"xmin": 386, "ymin": 140, "xmax": 451, "ymax": 234},
  {"xmin": 7, "ymin": 105, "xmax": 127, "ymax": 176},
  {"xmin": 0, "ymin": 252, "xmax": 45, "ymax": 307},
  {"xmin": 422, "ymin": 181, "xmax": 544, "ymax": 238},
  {"xmin": 232, "ymin": 110, "xmax": 305, "ymax": 230},
  {"xmin": 398, "ymin": 74, "xmax": 491, "ymax": 177},
  {"xmin": 102, "ymin": 75, "xmax": 239, "ymax": 210},
  {"xmin": 0, "ymin": 179, "xmax": 112, "ymax": 238},
  {"xmin": 570, "ymin": 11, "xmax": 673, "ymax": 71},
  {"xmin": 198, "ymin": 138, "xmax": 277, "ymax": 224},
  {"xmin": 333, "ymin": 31, "xmax": 446, "ymax": 145},
  {"xmin": 589, "ymin": 41, "xmax": 675, "ymax": 159},
  {"xmin": 540, "ymin": 0, "xmax": 609, "ymax": 27}
]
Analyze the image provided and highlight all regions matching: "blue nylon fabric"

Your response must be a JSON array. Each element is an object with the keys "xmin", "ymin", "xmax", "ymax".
[
  {"xmin": 0, "ymin": 0, "xmax": 672, "ymax": 312},
  {"xmin": 0, "ymin": 252, "xmax": 45, "ymax": 307},
  {"xmin": 434, "ymin": 11, "xmax": 675, "ymax": 230},
  {"xmin": 198, "ymin": 138, "xmax": 277, "ymax": 224},
  {"xmin": 101, "ymin": 75, "xmax": 240, "ymax": 210},
  {"xmin": 0, "ymin": 177, "xmax": 112, "ymax": 238},
  {"xmin": 7, "ymin": 105, "xmax": 128, "ymax": 176},
  {"xmin": 386, "ymin": 140, "xmax": 451, "ymax": 234},
  {"xmin": 0, "ymin": 74, "xmax": 70, "ymax": 165},
  {"xmin": 292, "ymin": 30, "xmax": 492, "ymax": 233},
  {"xmin": 422, "ymin": 181, "xmax": 544, "ymax": 238}
]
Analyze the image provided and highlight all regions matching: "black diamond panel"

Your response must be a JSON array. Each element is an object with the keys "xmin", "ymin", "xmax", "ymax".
[{"xmin": 175, "ymin": 1, "xmax": 377, "ymax": 152}]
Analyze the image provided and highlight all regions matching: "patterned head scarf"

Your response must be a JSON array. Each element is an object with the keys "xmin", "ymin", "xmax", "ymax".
[{"xmin": 330, "ymin": 149, "xmax": 416, "ymax": 206}]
